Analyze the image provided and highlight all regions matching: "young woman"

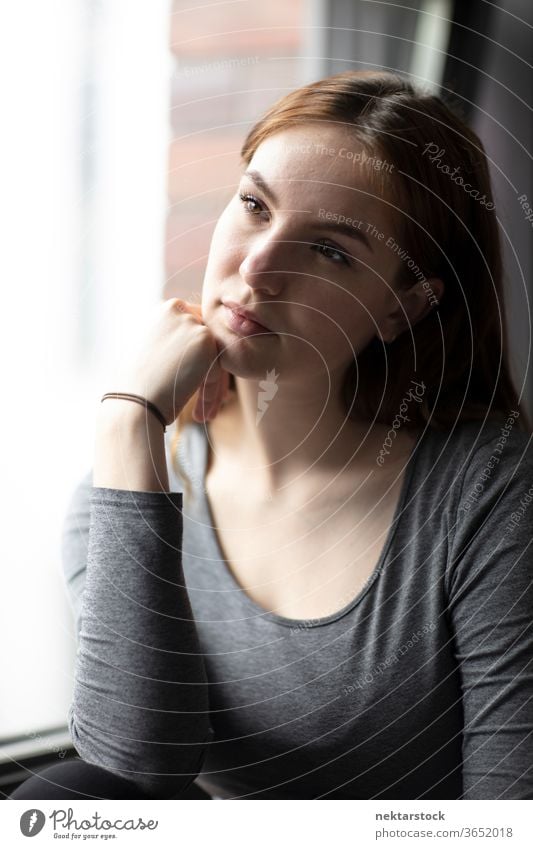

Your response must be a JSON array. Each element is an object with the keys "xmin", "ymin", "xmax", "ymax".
[{"xmin": 12, "ymin": 71, "xmax": 532, "ymax": 800}]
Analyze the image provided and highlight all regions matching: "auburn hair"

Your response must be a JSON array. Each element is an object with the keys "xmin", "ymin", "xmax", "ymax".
[{"xmin": 171, "ymin": 70, "xmax": 530, "ymax": 496}]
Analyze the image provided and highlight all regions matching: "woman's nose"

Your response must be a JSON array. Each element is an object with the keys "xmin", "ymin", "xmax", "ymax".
[{"xmin": 239, "ymin": 235, "xmax": 290, "ymax": 293}]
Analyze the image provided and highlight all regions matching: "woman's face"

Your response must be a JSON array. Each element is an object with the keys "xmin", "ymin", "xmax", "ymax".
[{"xmin": 201, "ymin": 124, "xmax": 405, "ymax": 384}]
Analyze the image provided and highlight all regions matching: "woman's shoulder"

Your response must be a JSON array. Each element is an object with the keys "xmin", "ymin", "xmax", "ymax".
[
  {"xmin": 418, "ymin": 413, "xmax": 532, "ymax": 469},
  {"xmin": 443, "ymin": 415, "xmax": 533, "ymax": 600},
  {"xmin": 409, "ymin": 413, "xmax": 532, "ymax": 511},
  {"xmin": 456, "ymin": 416, "xmax": 533, "ymax": 512}
]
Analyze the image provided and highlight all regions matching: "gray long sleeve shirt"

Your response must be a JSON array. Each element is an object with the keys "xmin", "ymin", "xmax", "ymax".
[{"xmin": 62, "ymin": 416, "xmax": 533, "ymax": 799}]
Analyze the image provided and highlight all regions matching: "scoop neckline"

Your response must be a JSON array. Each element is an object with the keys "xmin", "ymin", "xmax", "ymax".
[{"xmin": 188, "ymin": 422, "xmax": 426, "ymax": 629}]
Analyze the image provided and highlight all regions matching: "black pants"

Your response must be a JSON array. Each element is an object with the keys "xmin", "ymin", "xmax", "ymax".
[{"xmin": 9, "ymin": 757, "xmax": 155, "ymax": 799}]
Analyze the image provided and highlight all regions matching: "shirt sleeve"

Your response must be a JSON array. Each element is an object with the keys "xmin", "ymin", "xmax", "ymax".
[
  {"xmin": 61, "ymin": 471, "xmax": 213, "ymax": 799},
  {"xmin": 446, "ymin": 427, "xmax": 533, "ymax": 799}
]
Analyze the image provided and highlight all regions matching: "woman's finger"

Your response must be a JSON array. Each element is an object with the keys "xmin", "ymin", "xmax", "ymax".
[
  {"xmin": 173, "ymin": 304, "xmax": 230, "ymax": 420},
  {"xmin": 193, "ymin": 367, "xmax": 228, "ymax": 421},
  {"xmin": 176, "ymin": 300, "xmax": 203, "ymax": 323}
]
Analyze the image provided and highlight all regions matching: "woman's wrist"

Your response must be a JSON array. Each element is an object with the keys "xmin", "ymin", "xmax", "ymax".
[
  {"xmin": 97, "ymin": 396, "xmax": 163, "ymax": 428},
  {"xmin": 94, "ymin": 398, "xmax": 170, "ymax": 492},
  {"xmin": 100, "ymin": 392, "xmax": 167, "ymax": 431}
]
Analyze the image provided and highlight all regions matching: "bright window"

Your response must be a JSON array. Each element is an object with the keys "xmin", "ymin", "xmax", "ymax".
[{"xmin": 0, "ymin": 0, "xmax": 172, "ymax": 746}]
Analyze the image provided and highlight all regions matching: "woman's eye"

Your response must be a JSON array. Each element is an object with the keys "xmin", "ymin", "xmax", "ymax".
[
  {"xmin": 313, "ymin": 240, "xmax": 351, "ymax": 266},
  {"xmin": 237, "ymin": 194, "xmax": 350, "ymax": 267},
  {"xmin": 238, "ymin": 192, "xmax": 265, "ymax": 216}
]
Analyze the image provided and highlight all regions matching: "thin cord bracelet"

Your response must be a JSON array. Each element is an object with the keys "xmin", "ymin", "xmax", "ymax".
[{"xmin": 100, "ymin": 393, "xmax": 167, "ymax": 432}]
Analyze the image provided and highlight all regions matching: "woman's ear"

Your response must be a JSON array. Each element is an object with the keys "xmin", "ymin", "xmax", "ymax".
[{"xmin": 379, "ymin": 277, "xmax": 444, "ymax": 342}]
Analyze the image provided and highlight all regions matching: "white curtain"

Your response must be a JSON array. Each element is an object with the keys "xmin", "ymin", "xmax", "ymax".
[{"xmin": 0, "ymin": 0, "xmax": 171, "ymax": 744}]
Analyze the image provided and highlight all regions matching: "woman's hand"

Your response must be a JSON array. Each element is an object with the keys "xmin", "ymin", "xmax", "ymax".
[{"xmin": 109, "ymin": 298, "xmax": 231, "ymax": 427}]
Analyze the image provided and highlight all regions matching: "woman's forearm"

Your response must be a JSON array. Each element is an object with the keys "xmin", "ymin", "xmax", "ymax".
[
  {"xmin": 69, "ymin": 481, "xmax": 212, "ymax": 798},
  {"xmin": 93, "ymin": 400, "xmax": 170, "ymax": 492},
  {"xmin": 69, "ymin": 404, "xmax": 212, "ymax": 798}
]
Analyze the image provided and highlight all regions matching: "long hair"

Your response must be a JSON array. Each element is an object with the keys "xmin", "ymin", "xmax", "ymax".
[{"xmin": 171, "ymin": 70, "xmax": 530, "ymax": 495}]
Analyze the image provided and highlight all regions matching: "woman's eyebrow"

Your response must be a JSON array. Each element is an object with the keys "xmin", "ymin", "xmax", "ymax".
[
  {"xmin": 313, "ymin": 219, "xmax": 373, "ymax": 252},
  {"xmin": 242, "ymin": 169, "xmax": 279, "ymax": 204},
  {"xmin": 241, "ymin": 168, "xmax": 373, "ymax": 252}
]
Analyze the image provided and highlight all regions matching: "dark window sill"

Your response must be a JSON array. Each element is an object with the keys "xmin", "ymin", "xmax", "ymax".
[
  {"xmin": 0, "ymin": 726, "xmax": 76, "ymax": 797},
  {"xmin": 0, "ymin": 726, "xmax": 211, "ymax": 799}
]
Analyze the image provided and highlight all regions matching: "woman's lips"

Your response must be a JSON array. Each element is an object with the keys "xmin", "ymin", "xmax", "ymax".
[
  {"xmin": 223, "ymin": 304, "xmax": 274, "ymax": 337},
  {"xmin": 222, "ymin": 300, "xmax": 272, "ymax": 329}
]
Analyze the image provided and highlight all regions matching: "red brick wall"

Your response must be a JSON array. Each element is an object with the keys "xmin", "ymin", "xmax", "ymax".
[{"xmin": 165, "ymin": 0, "xmax": 305, "ymax": 300}]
